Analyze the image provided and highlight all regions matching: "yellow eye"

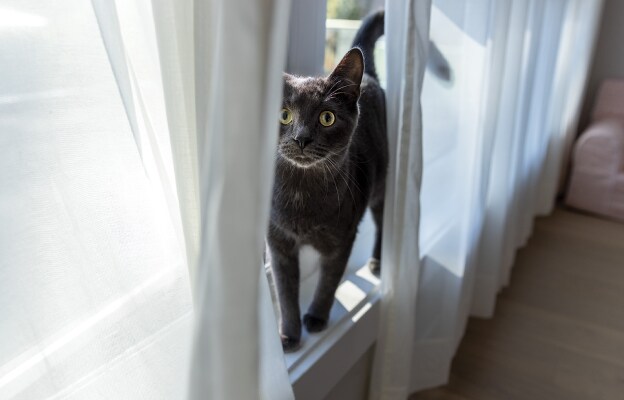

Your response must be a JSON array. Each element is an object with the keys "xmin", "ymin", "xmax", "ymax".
[
  {"xmin": 279, "ymin": 108, "xmax": 293, "ymax": 125},
  {"xmin": 319, "ymin": 111, "xmax": 335, "ymax": 127}
]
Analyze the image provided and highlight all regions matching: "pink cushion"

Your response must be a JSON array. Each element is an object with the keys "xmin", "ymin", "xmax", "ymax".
[
  {"xmin": 567, "ymin": 78, "xmax": 624, "ymax": 222},
  {"xmin": 566, "ymin": 117, "xmax": 624, "ymax": 222}
]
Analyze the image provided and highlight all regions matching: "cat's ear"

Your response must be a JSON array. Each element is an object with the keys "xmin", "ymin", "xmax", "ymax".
[{"xmin": 328, "ymin": 48, "xmax": 364, "ymax": 97}]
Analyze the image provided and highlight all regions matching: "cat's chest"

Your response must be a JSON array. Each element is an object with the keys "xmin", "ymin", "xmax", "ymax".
[
  {"xmin": 272, "ymin": 188, "xmax": 346, "ymax": 236},
  {"xmin": 274, "ymin": 190, "xmax": 338, "ymax": 223}
]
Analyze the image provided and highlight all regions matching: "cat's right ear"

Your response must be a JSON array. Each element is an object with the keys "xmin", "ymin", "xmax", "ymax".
[{"xmin": 328, "ymin": 48, "xmax": 364, "ymax": 98}]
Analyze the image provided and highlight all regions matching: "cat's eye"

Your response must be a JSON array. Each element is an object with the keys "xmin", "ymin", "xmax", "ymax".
[
  {"xmin": 319, "ymin": 111, "xmax": 335, "ymax": 127},
  {"xmin": 279, "ymin": 108, "xmax": 293, "ymax": 125}
]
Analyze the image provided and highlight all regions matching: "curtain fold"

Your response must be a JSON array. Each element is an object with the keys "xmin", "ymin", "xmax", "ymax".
[
  {"xmin": 369, "ymin": 1, "xmax": 432, "ymax": 399},
  {"xmin": 536, "ymin": 0, "xmax": 605, "ymax": 215},
  {"xmin": 1, "ymin": 1, "xmax": 194, "ymax": 398},
  {"xmin": 188, "ymin": 0, "xmax": 293, "ymax": 398},
  {"xmin": 403, "ymin": 0, "xmax": 605, "ymax": 393},
  {"xmin": 3, "ymin": 0, "xmax": 294, "ymax": 398},
  {"xmin": 114, "ymin": 0, "xmax": 294, "ymax": 398},
  {"xmin": 473, "ymin": 0, "xmax": 605, "ymax": 318},
  {"xmin": 149, "ymin": 0, "xmax": 201, "ymax": 286}
]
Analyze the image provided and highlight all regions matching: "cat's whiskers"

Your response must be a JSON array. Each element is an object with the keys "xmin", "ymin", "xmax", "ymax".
[
  {"xmin": 280, "ymin": 146, "xmax": 343, "ymax": 170},
  {"xmin": 310, "ymin": 150, "xmax": 354, "ymax": 191},
  {"xmin": 324, "ymin": 156, "xmax": 358, "ymax": 206},
  {"xmin": 335, "ymin": 160, "xmax": 363, "ymax": 195},
  {"xmin": 320, "ymin": 159, "xmax": 342, "ymax": 214}
]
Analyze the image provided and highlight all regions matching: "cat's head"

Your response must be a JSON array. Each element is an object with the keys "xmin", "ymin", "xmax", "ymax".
[{"xmin": 277, "ymin": 48, "xmax": 364, "ymax": 168}]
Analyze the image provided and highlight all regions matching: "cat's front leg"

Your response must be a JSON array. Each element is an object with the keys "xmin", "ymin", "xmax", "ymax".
[
  {"xmin": 267, "ymin": 226, "xmax": 302, "ymax": 352},
  {"xmin": 304, "ymin": 241, "xmax": 354, "ymax": 333}
]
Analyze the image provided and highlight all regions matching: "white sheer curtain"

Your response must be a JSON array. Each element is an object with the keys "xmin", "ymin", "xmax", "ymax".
[
  {"xmin": 1, "ymin": 0, "xmax": 294, "ymax": 399},
  {"xmin": 369, "ymin": 1, "xmax": 432, "ymax": 399},
  {"xmin": 1, "ymin": 0, "xmax": 605, "ymax": 398},
  {"xmin": 0, "ymin": 1, "xmax": 192, "ymax": 398},
  {"xmin": 404, "ymin": 0, "xmax": 604, "ymax": 393}
]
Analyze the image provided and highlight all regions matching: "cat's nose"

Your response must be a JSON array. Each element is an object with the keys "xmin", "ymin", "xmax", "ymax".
[{"xmin": 293, "ymin": 136, "xmax": 312, "ymax": 150}]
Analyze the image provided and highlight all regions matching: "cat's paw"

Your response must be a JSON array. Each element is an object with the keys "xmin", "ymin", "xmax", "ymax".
[
  {"xmin": 303, "ymin": 313, "xmax": 328, "ymax": 333},
  {"xmin": 280, "ymin": 334, "xmax": 302, "ymax": 353},
  {"xmin": 367, "ymin": 258, "xmax": 380, "ymax": 276}
]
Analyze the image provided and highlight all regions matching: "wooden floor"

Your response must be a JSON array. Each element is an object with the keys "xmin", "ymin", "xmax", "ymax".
[{"xmin": 410, "ymin": 208, "xmax": 624, "ymax": 400}]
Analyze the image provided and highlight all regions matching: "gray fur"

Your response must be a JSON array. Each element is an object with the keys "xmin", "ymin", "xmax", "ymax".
[{"xmin": 268, "ymin": 11, "xmax": 387, "ymax": 352}]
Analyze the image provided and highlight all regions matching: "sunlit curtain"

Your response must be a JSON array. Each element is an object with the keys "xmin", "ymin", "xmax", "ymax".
[
  {"xmin": 406, "ymin": 0, "xmax": 604, "ymax": 392},
  {"xmin": 368, "ymin": 1, "xmax": 432, "ymax": 399},
  {"xmin": 0, "ymin": 1, "xmax": 192, "ymax": 398},
  {"xmin": 1, "ymin": 0, "xmax": 294, "ymax": 398}
]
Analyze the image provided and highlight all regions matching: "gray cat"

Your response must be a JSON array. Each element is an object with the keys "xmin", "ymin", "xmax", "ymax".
[{"xmin": 268, "ymin": 11, "xmax": 387, "ymax": 352}]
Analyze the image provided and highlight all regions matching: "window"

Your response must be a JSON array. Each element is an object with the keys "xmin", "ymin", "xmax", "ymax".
[{"xmin": 325, "ymin": 0, "xmax": 386, "ymax": 87}]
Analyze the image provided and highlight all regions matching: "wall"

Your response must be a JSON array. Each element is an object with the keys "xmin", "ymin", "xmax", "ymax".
[
  {"xmin": 581, "ymin": 0, "xmax": 624, "ymax": 129},
  {"xmin": 324, "ymin": 346, "xmax": 375, "ymax": 400}
]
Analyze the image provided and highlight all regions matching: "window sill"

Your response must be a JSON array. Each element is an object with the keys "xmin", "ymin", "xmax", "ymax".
[
  {"xmin": 276, "ymin": 208, "xmax": 459, "ymax": 399},
  {"xmin": 287, "ymin": 264, "xmax": 380, "ymax": 400}
]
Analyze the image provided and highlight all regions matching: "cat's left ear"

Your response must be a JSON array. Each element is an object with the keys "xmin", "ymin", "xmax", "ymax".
[{"xmin": 328, "ymin": 48, "xmax": 364, "ymax": 98}]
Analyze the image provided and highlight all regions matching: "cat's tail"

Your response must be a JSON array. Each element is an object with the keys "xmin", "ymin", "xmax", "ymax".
[{"xmin": 351, "ymin": 10, "xmax": 384, "ymax": 81}]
